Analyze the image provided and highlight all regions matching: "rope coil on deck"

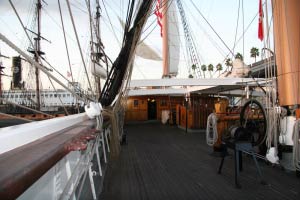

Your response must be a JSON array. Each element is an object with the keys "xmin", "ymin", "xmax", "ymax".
[
  {"xmin": 292, "ymin": 119, "xmax": 300, "ymax": 170},
  {"xmin": 206, "ymin": 113, "xmax": 218, "ymax": 146}
]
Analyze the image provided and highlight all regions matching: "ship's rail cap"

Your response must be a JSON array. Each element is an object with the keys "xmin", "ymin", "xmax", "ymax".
[{"xmin": 0, "ymin": 113, "xmax": 89, "ymax": 154}]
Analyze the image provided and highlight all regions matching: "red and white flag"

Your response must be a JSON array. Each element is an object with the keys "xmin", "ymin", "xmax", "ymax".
[
  {"xmin": 154, "ymin": 0, "xmax": 163, "ymax": 37},
  {"xmin": 258, "ymin": 0, "xmax": 264, "ymax": 41}
]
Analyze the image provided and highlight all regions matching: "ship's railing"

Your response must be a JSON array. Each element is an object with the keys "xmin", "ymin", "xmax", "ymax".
[{"xmin": 0, "ymin": 113, "xmax": 111, "ymax": 200}]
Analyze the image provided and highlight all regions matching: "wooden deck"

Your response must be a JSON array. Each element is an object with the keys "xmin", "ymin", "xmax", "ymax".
[{"xmin": 100, "ymin": 121, "xmax": 299, "ymax": 200}]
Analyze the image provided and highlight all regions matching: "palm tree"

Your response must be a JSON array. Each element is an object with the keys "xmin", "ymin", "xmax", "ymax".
[
  {"xmin": 191, "ymin": 64, "xmax": 196, "ymax": 77},
  {"xmin": 208, "ymin": 64, "xmax": 214, "ymax": 78},
  {"xmin": 250, "ymin": 47, "xmax": 259, "ymax": 62},
  {"xmin": 225, "ymin": 58, "xmax": 232, "ymax": 66},
  {"xmin": 225, "ymin": 58, "xmax": 233, "ymax": 72},
  {"xmin": 191, "ymin": 64, "xmax": 197, "ymax": 71},
  {"xmin": 235, "ymin": 52, "xmax": 243, "ymax": 61},
  {"xmin": 216, "ymin": 63, "xmax": 222, "ymax": 75},
  {"xmin": 201, "ymin": 64, "xmax": 207, "ymax": 78}
]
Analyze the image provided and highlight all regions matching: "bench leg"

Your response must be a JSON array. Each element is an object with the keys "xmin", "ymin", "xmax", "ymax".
[
  {"xmin": 218, "ymin": 144, "xmax": 227, "ymax": 174},
  {"xmin": 239, "ymin": 151, "xmax": 243, "ymax": 171},
  {"xmin": 234, "ymin": 149, "xmax": 241, "ymax": 188},
  {"xmin": 218, "ymin": 157, "xmax": 225, "ymax": 174}
]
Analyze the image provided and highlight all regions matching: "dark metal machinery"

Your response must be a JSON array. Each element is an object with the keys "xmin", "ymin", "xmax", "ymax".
[{"xmin": 217, "ymin": 99, "xmax": 267, "ymax": 188}]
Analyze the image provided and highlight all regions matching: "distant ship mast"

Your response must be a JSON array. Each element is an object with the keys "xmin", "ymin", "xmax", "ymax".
[
  {"xmin": 28, "ymin": 0, "xmax": 44, "ymax": 110},
  {"xmin": 0, "ymin": 53, "xmax": 9, "ymax": 104}
]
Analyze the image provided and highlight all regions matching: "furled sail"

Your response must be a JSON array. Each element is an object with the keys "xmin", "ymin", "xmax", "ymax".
[
  {"xmin": 273, "ymin": 0, "xmax": 300, "ymax": 106},
  {"xmin": 162, "ymin": 0, "xmax": 180, "ymax": 77}
]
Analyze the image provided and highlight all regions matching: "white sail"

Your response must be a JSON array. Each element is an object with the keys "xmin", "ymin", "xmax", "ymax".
[
  {"xmin": 91, "ymin": 62, "xmax": 107, "ymax": 78},
  {"xmin": 118, "ymin": 17, "xmax": 162, "ymax": 61},
  {"xmin": 136, "ymin": 42, "xmax": 162, "ymax": 61},
  {"xmin": 167, "ymin": 1, "xmax": 180, "ymax": 76}
]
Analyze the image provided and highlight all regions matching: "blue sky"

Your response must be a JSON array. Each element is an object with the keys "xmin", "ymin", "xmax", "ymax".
[{"xmin": 0, "ymin": 0, "xmax": 272, "ymax": 90}]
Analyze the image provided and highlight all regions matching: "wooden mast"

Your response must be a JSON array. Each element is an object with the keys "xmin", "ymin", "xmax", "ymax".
[
  {"xmin": 162, "ymin": 0, "xmax": 169, "ymax": 77},
  {"xmin": 94, "ymin": 0, "xmax": 102, "ymax": 98},
  {"xmin": 0, "ymin": 54, "xmax": 7, "ymax": 103},
  {"xmin": 273, "ymin": 0, "xmax": 300, "ymax": 107},
  {"xmin": 0, "ymin": 61, "xmax": 3, "ymax": 103},
  {"xmin": 34, "ymin": 0, "xmax": 42, "ymax": 110}
]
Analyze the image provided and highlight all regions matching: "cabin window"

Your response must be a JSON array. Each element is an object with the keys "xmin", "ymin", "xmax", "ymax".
[
  {"xmin": 63, "ymin": 94, "xmax": 66, "ymax": 97},
  {"xmin": 67, "ymin": 94, "xmax": 70, "ymax": 97},
  {"xmin": 45, "ymin": 94, "xmax": 48, "ymax": 98},
  {"xmin": 10, "ymin": 95, "xmax": 13, "ymax": 98},
  {"xmin": 133, "ymin": 100, "xmax": 139, "ymax": 107},
  {"xmin": 50, "ymin": 94, "xmax": 53, "ymax": 97},
  {"xmin": 58, "ymin": 94, "xmax": 61, "ymax": 97},
  {"xmin": 54, "ymin": 94, "xmax": 57, "ymax": 98}
]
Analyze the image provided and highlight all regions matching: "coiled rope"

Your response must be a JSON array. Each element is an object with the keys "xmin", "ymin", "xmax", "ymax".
[
  {"xmin": 206, "ymin": 113, "xmax": 218, "ymax": 146},
  {"xmin": 292, "ymin": 119, "xmax": 300, "ymax": 170}
]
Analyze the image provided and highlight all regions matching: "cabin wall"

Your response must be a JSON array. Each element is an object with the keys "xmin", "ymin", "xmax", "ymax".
[
  {"xmin": 176, "ymin": 95, "xmax": 216, "ymax": 130},
  {"xmin": 125, "ymin": 97, "xmax": 148, "ymax": 121},
  {"xmin": 125, "ymin": 95, "xmax": 216, "ymax": 130},
  {"xmin": 190, "ymin": 95, "xmax": 215, "ymax": 129},
  {"xmin": 125, "ymin": 96, "xmax": 183, "ymax": 123}
]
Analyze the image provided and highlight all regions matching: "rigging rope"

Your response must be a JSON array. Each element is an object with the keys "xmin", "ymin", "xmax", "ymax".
[
  {"xmin": 224, "ymin": 10, "xmax": 259, "ymax": 63},
  {"xmin": 102, "ymin": 0, "xmax": 121, "ymax": 46},
  {"xmin": 189, "ymin": 0, "xmax": 234, "ymax": 57},
  {"xmin": 8, "ymin": 0, "xmax": 42, "ymax": 65},
  {"xmin": 0, "ymin": 112, "xmax": 33, "ymax": 122},
  {"xmin": 47, "ymin": 77, "xmax": 70, "ymax": 115},
  {"xmin": 232, "ymin": 0, "xmax": 241, "ymax": 56},
  {"xmin": 0, "ymin": 33, "xmax": 86, "ymax": 103},
  {"xmin": 176, "ymin": 0, "xmax": 203, "ymax": 78},
  {"xmin": 58, "ymin": 0, "xmax": 74, "ymax": 84},
  {"xmin": 100, "ymin": 0, "xmax": 154, "ymax": 106},
  {"xmin": 263, "ymin": 1, "xmax": 279, "ymax": 152},
  {"xmin": 65, "ymin": 0, "xmax": 94, "ymax": 98},
  {"xmin": 0, "ymin": 97, "xmax": 53, "ymax": 117},
  {"xmin": 9, "ymin": 0, "xmax": 56, "ymax": 110}
]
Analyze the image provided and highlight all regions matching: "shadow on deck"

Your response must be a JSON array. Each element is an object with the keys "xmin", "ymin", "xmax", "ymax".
[{"xmin": 100, "ymin": 121, "xmax": 299, "ymax": 200}]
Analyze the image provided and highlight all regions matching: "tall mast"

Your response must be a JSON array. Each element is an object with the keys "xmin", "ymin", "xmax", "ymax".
[
  {"xmin": 162, "ymin": 0, "xmax": 169, "ymax": 77},
  {"xmin": 0, "ymin": 61, "xmax": 3, "ymax": 103},
  {"xmin": 0, "ymin": 53, "xmax": 9, "ymax": 104},
  {"xmin": 95, "ymin": 0, "xmax": 102, "ymax": 98},
  {"xmin": 35, "ymin": 0, "xmax": 42, "ymax": 110}
]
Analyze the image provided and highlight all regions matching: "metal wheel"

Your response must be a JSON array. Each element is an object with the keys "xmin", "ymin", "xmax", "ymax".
[{"xmin": 240, "ymin": 99, "xmax": 267, "ymax": 146}]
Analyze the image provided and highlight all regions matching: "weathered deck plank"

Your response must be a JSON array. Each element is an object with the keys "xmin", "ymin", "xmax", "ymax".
[{"xmin": 100, "ymin": 121, "xmax": 299, "ymax": 200}]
